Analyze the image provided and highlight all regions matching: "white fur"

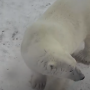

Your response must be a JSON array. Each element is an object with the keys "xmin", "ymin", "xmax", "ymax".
[
  {"xmin": 74, "ymin": 42, "xmax": 85, "ymax": 54},
  {"xmin": 21, "ymin": 0, "xmax": 90, "ymax": 89}
]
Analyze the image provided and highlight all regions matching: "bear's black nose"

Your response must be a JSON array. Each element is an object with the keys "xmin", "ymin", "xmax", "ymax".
[{"xmin": 80, "ymin": 76, "xmax": 85, "ymax": 80}]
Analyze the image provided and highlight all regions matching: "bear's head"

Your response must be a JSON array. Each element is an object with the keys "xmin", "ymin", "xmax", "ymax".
[{"xmin": 38, "ymin": 51, "xmax": 85, "ymax": 81}]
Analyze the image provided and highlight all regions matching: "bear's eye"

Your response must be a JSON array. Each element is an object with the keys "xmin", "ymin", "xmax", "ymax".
[{"xmin": 70, "ymin": 70, "xmax": 73, "ymax": 72}]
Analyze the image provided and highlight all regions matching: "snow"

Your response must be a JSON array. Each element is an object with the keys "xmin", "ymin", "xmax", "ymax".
[{"xmin": 0, "ymin": 0, "xmax": 90, "ymax": 90}]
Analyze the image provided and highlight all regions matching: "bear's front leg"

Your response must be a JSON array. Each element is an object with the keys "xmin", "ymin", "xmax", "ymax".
[
  {"xmin": 30, "ymin": 70, "xmax": 47, "ymax": 90},
  {"xmin": 44, "ymin": 76, "xmax": 69, "ymax": 90}
]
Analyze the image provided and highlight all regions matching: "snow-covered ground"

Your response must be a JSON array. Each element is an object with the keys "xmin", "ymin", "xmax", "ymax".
[{"xmin": 0, "ymin": 0, "xmax": 90, "ymax": 90}]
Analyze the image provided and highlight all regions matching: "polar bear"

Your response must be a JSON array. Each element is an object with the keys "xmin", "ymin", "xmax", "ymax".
[{"xmin": 21, "ymin": 0, "xmax": 90, "ymax": 89}]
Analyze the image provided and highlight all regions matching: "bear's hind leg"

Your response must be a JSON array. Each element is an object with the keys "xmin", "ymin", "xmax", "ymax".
[{"xmin": 72, "ymin": 35, "xmax": 90, "ymax": 65}]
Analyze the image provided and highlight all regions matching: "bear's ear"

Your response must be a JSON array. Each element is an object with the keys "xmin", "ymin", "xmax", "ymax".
[{"xmin": 47, "ymin": 60, "xmax": 57, "ymax": 70}]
